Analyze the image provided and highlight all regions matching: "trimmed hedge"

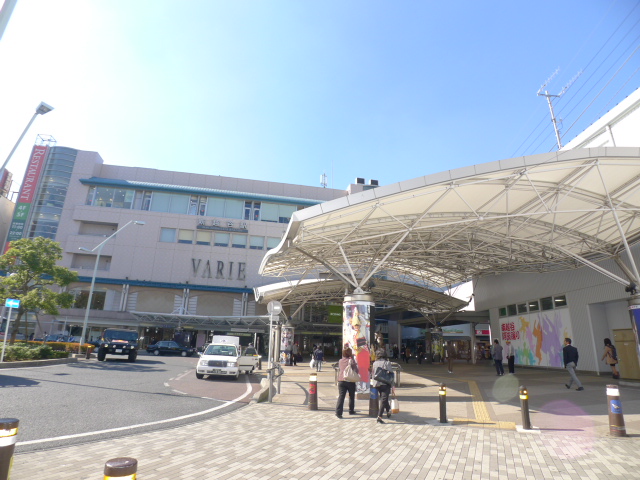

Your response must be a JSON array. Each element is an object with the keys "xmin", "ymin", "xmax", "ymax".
[{"xmin": 1, "ymin": 344, "xmax": 69, "ymax": 361}]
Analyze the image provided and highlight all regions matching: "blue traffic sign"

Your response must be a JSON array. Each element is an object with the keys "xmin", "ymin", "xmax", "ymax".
[{"xmin": 5, "ymin": 298, "xmax": 20, "ymax": 308}]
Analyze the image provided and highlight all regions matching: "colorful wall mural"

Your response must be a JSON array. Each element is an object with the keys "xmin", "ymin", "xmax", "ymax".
[{"xmin": 499, "ymin": 309, "xmax": 573, "ymax": 367}]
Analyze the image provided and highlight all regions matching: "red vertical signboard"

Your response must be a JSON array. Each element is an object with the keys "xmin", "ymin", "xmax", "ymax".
[{"xmin": 4, "ymin": 145, "xmax": 48, "ymax": 252}]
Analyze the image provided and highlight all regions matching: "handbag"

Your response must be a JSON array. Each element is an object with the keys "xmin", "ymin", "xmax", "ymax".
[
  {"xmin": 310, "ymin": 358, "xmax": 315, "ymax": 368},
  {"xmin": 390, "ymin": 396, "xmax": 400, "ymax": 414},
  {"xmin": 373, "ymin": 366, "xmax": 394, "ymax": 385},
  {"xmin": 343, "ymin": 362, "xmax": 360, "ymax": 382}
]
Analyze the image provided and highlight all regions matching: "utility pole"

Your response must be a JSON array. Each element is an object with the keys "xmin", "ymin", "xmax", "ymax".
[{"xmin": 537, "ymin": 69, "xmax": 582, "ymax": 150}]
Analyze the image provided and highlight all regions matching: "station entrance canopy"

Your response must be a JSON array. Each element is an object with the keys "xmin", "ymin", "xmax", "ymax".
[
  {"xmin": 254, "ymin": 278, "xmax": 468, "ymax": 324},
  {"xmin": 129, "ymin": 312, "xmax": 271, "ymax": 333},
  {"xmin": 259, "ymin": 148, "xmax": 640, "ymax": 305}
]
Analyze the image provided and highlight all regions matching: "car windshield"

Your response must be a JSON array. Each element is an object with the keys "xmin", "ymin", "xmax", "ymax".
[
  {"xmin": 104, "ymin": 330, "xmax": 138, "ymax": 342},
  {"xmin": 205, "ymin": 345, "xmax": 237, "ymax": 356}
]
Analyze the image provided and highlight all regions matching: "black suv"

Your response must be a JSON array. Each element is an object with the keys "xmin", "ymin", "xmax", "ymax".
[{"xmin": 97, "ymin": 329, "xmax": 139, "ymax": 362}]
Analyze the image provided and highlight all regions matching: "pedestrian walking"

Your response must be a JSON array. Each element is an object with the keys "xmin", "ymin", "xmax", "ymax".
[
  {"xmin": 601, "ymin": 338, "xmax": 620, "ymax": 379},
  {"xmin": 405, "ymin": 346, "xmax": 412, "ymax": 364},
  {"xmin": 445, "ymin": 341, "xmax": 455, "ymax": 373},
  {"xmin": 392, "ymin": 344, "xmax": 399, "ymax": 360},
  {"xmin": 371, "ymin": 349, "xmax": 393, "ymax": 424},
  {"xmin": 292, "ymin": 343, "xmax": 299, "ymax": 366},
  {"xmin": 563, "ymin": 337, "xmax": 584, "ymax": 390},
  {"xmin": 505, "ymin": 339, "xmax": 515, "ymax": 374},
  {"xmin": 417, "ymin": 344, "xmax": 425, "ymax": 364},
  {"xmin": 314, "ymin": 346, "xmax": 324, "ymax": 372},
  {"xmin": 335, "ymin": 347, "xmax": 359, "ymax": 418},
  {"xmin": 400, "ymin": 344, "xmax": 406, "ymax": 363},
  {"xmin": 492, "ymin": 339, "xmax": 504, "ymax": 376}
]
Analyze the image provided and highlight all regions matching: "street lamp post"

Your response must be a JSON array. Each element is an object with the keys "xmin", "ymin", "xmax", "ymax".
[
  {"xmin": 78, "ymin": 220, "xmax": 145, "ymax": 349},
  {"xmin": 0, "ymin": 102, "xmax": 54, "ymax": 178}
]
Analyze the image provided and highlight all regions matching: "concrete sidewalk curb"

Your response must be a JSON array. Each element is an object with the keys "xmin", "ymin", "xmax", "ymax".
[{"xmin": 0, "ymin": 357, "xmax": 78, "ymax": 369}]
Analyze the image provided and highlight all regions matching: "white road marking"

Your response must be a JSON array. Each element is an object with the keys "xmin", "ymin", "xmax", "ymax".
[
  {"xmin": 20, "ymin": 376, "xmax": 253, "ymax": 446},
  {"xmin": 174, "ymin": 370, "xmax": 193, "ymax": 381}
]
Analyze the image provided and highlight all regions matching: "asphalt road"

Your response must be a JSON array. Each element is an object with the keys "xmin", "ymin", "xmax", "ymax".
[{"xmin": 0, "ymin": 353, "xmax": 264, "ymax": 453}]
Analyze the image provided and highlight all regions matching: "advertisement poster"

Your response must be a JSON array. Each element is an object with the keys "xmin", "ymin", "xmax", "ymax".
[
  {"xmin": 343, "ymin": 300, "xmax": 373, "ymax": 392},
  {"xmin": 498, "ymin": 309, "xmax": 573, "ymax": 367}
]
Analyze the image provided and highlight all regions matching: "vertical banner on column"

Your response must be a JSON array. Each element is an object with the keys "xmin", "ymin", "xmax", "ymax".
[
  {"xmin": 3, "ymin": 144, "xmax": 48, "ymax": 252},
  {"xmin": 280, "ymin": 325, "xmax": 293, "ymax": 362},
  {"xmin": 343, "ymin": 299, "xmax": 374, "ymax": 393},
  {"xmin": 629, "ymin": 303, "xmax": 640, "ymax": 359}
]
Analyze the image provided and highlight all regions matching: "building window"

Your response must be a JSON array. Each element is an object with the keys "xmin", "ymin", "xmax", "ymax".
[
  {"xmin": 244, "ymin": 201, "xmax": 261, "ymax": 221},
  {"xmin": 94, "ymin": 187, "xmax": 115, "ymax": 207},
  {"xmin": 540, "ymin": 297, "xmax": 554, "ymax": 311},
  {"xmin": 266, "ymin": 237, "xmax": 281, "ymax": 250},
  {"xmin": 160, "ymin": 228, "xmax": 176, "ymax": 243},
  {"xmin": 169, "ymin": 195, "xmax": 189, "ymax": 214},
  {"xmin": 517, "ymin": 303, "xmax": 527, "ymax": 314},
  {"xmin": 279, "ymin": 205, "xmax": 297, "ymax": 223},
  {"xmin": 528, "ymin": 300, "xmax": 539, "ymax": 312},
  {"xmin": 554, "ymin": 295, "xmax": 568, "ymax": 308},
  {"xmin": 225, "ymin": 199, "xmax": 243, "ymax": 219},
  {"xmin": 85, "ymin": 186, "xmax": 96, "ymax": 205},
  {"xmin": 72, "ymin": 289, "xmax": 106, "ymax": 310},
  {"xmin": 214, "ymin": 232, "xmax": 229, "ymax": 247},
  {"xmin": 499, "ymin": 307, "xmax": 507, "ymax": 317},
  {"xmin": 231, "ymin": 234, "xmax": 247, "ymax": 249},
  {"xmin": 249, "ymin": 236, "xmax": 264, "ymax": 250},
  {"xmin": 196, "ymin": 230, "xmax": 211, "ymax": 245},
  {"xmin": 507, "ymin": 304, "xmax": 517, "ymax": 316},
  {"xmin": 150, "ymin": 192, "xmax": 171, "ymax": 212},
  {"xmin": 178, "ymin": 229, "xmax": 194, "ymax": 244}
]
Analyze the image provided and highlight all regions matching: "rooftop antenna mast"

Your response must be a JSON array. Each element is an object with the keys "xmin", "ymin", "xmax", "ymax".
[
  {"xmin": 537, "ymin": 68, "xmax": 582, "ymax": 149},
  {"xmin": 320, "ymin": 173, "xmax": 327, "ymax": 188}
]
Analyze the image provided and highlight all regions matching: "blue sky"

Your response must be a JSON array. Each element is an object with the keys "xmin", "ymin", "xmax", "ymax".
[{"xmin": 0, "ymin": 0, "xmax": 638, "ymax": 194}]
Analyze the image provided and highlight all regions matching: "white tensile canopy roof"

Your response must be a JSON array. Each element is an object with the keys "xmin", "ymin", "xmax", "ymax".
[
  {"xmin": 260, "ymin": 148, "xmax": 640, "ymax": 306},
  {"xmin": 254, "ymin": 278, "xmax": 469, "ymax": 318}
]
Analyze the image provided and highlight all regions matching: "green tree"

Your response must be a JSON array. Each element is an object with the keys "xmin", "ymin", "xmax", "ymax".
[{"xmin": 0, "ymin": 237, "xmax": 78, "ymax": 344}]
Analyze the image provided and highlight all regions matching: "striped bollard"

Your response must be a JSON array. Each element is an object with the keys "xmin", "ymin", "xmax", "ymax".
[
  {"xmin": 104, "ymin": 457, "xmax": 138, "ymax": 479},
  {"xmin": 0, "ymin": 418, "xmax": 19, "ymax": 480}
]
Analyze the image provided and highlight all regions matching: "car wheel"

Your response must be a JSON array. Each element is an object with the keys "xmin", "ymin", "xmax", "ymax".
[
  {"xmin": 97, "ymin": 349, "xmax": 106, "ymax": 361},
  {"xmin": 153, "ymin": 349, "xmax": 160, "ymax": 356},
  {"xmin": 181, "ymin": 351, "xmax": 187, "ymax": 357},
  {"xmin": 196, "ymin": 373, "xmax": 204, "ymax": 380}
]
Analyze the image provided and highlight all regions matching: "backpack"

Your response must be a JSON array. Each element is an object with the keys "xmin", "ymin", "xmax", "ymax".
[{"xmin": 609, "ymin": 345, "xmax": 618, "ymax": 361}]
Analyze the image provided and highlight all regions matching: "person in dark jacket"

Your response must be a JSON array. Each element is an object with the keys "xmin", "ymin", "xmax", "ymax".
[
  {"xmin": 563, "ymin": 337, "xmax": 583, "ymax": 390},
  {"xmin": 371, "ymin": 349, "xmax": 393, "ymax": 424},
  {"xmin": 492, "ymin": 339, "xmax": 504, "ymax": 376},
  {"xmin": 335, "ymin": 348, "xmax": 359, "ymax": 418}
]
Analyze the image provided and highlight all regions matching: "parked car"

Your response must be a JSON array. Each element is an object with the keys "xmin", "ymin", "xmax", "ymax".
[{"xmin": 146, "ymin": 341, "xmax": 195, "ymax": 357}]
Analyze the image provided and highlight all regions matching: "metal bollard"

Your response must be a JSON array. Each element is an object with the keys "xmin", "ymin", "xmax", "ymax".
[
  {"xmin": 309, "ymin": 372, "xmax": 318, "ymax": 410},
  {"xmin": 439, "ymin": 383, "xmax": 447, "ymax": 423},
  {"xmin": 606, "ymin": 384, "xmax": 627, "ymax": 437},
  {"xmin": 0, "ymin": 418, "xmax": 19, "ymax": 480},
  {"xmin": 369, "ymin": 386, "xmax": 379, "ymax": 417},
  {"xmin": 104, "ymin": 457, "xmax": 137, "ymax": 479},
  {"xmin": 85, "ymin": 345, "xmax": 93, "ymax": 359},
  {"xmin": 519, "ymin": 385, "xmax": 532, "ymax": 430}
]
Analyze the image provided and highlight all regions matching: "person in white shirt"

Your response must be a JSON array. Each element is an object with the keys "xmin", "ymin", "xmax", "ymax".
[{"xmin": 505, "ymin": 340, "xmax": 515, "ymax": 374}]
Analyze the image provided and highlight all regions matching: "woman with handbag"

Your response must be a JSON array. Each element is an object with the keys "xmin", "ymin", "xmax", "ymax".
[
  {"xmin": 335, "ymin": 347, "xmax": 360, "ymax": 418},
  {"xmin": 371, "ymin": 348, "xmax": 394, "ymax": 424}
]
